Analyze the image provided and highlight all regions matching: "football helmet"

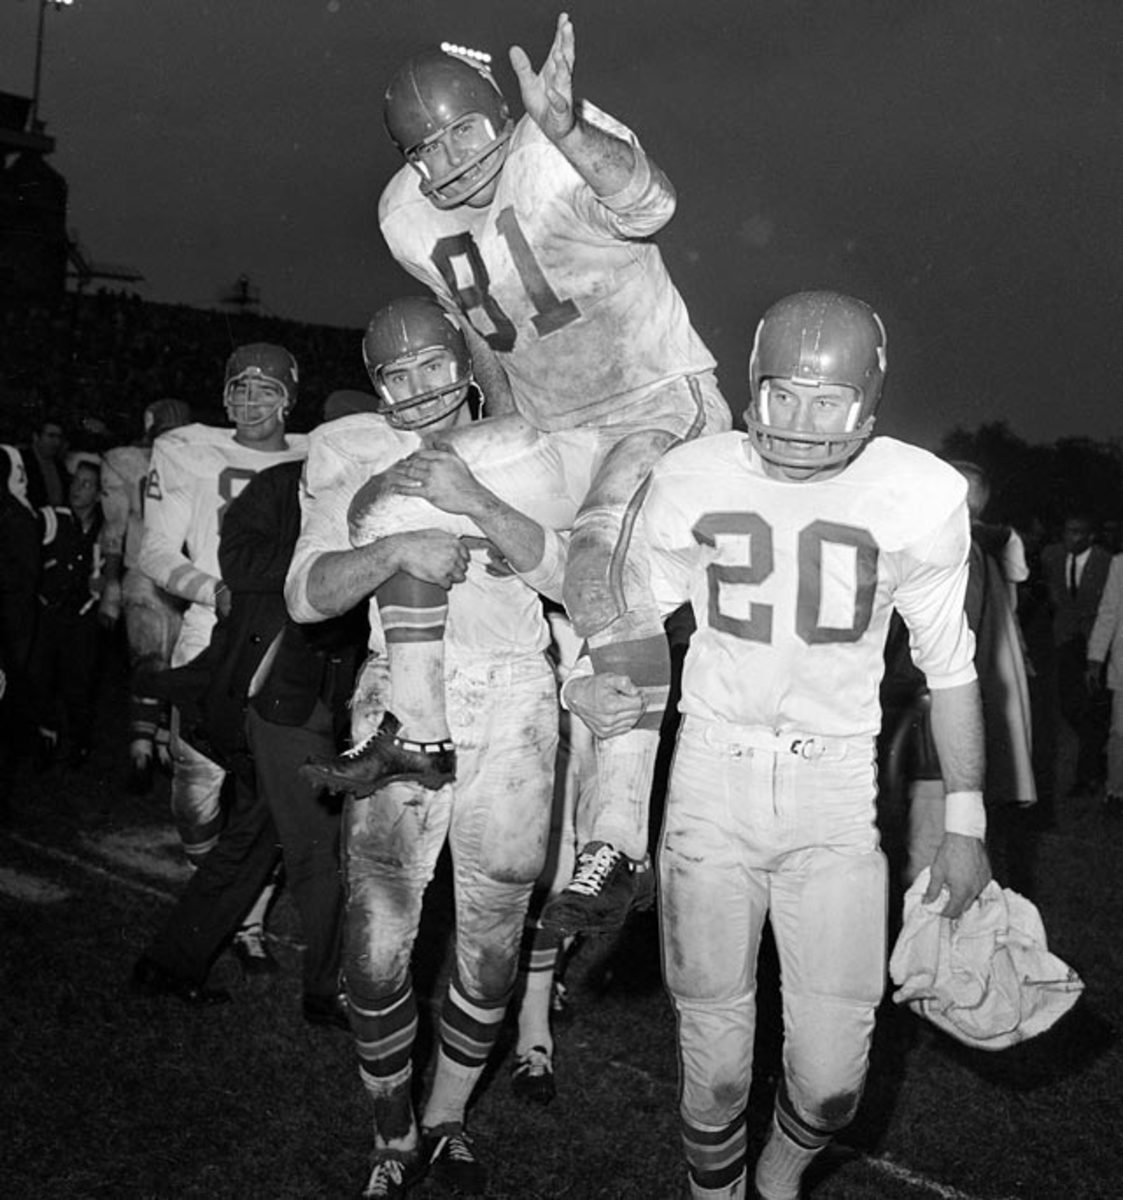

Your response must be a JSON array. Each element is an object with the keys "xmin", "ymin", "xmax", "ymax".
[
  {"xmin": 384, "ymin": 46, "xmax": 512, "ymax": 209},
  {"xmin": 222, "ymin": 343, "xmax": 298, "ymax": 427},
  {"xmin": 362, "ymin": 296, "xmax": 473, "ymax": 430},
  {"xmin": 747, "ymin": 291, "xmax": 887, "ymax": 471},
  {"xmin": 143, "ymin": 397, "xmax": 192, "ymax": 441}
]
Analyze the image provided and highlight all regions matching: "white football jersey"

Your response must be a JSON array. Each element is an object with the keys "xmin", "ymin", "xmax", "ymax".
[
  {"xmin": 286, "ymin": 413, "xmax": 549, "ymax": 661},
  {"xmin": 140, "ymin": 423, "xmax": 308, "ymax": 615},
  {"xmin": 380, "ymin": 104, "xmax": 715, "ymax": 432},
  {"xmin": 100, "ymin": 444, "xmax": 151, "ymax": 571},
  {"xmin": 640, "ymin": 435, "xmax": 977, "ymax": 739}
]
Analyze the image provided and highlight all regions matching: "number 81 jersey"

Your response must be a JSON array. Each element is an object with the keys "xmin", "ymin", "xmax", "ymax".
[
  {"xmin": 640, "ymin": 434, "xmax": 977, "ymax": 740},
  {"xmin": 379, "ymin": 106, "xmax": 716, "ymax": 432}
]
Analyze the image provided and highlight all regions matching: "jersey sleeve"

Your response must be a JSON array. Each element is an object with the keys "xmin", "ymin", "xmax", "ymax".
[
  {"xmin": 98, "ymin": 454, "xmax": 130, "ymax": 559},
  {"xmin": 636, "ymin": 468, "xmax": 705, "ymax": 618},
  {"xmin": 139, "ymin": 436, "xmax": 219, "ymax": 606},
  {"xmin": 890, "ymin": 501, "xmax": 977, "ymax": 691},
  {"xmin": 569, "ymin": 102, "xmax": 677, "ymax": 240},
  {"xmin": 285, "ymin": 430, "xmax": 369, "ymax": 623}
]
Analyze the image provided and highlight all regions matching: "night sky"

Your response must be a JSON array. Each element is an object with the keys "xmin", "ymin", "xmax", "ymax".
[{"xmin": 2, "ymin": 0, "xmax": 1120, "ymax": 449}]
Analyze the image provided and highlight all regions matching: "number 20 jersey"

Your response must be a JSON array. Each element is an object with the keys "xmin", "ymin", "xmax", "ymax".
[
  {"xmin": 379, "ymin": 105, "xmax": 716, "ymax": 432},
  {"xmin": 640, "ymin": 434, "xmax": 977, "ymax": 740}
]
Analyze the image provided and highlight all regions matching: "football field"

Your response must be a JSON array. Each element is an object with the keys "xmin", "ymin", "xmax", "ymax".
[{"xmin": 2, "ymin": 660, "xmax": 1120, "ymax": 1199}]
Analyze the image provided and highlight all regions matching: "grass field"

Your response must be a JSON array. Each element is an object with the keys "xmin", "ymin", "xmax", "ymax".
[{"xmin": 2, "ymin": 656, "xmax": 1121, "ymax": 1200}]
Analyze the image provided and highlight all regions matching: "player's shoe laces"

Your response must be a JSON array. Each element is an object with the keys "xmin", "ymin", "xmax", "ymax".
[
  {"xmin": 424, "ymin": 1124, "xmax": 487, "ymax": 1195},
  {"xmin": 511, "ymin": 1045, "xmax": 556, "ymax": 1106},
  {"xmin": 232, "ymin": 924, "xmax": 278, "ymax": 976},
  {"xmin": 299, "ymin": 712, "xmax": 456, "ymax": 796},
  {"xmin": 360, "ymin": 1153, "xmax": 425, "ymax": 1199},
  {"xmin": 540, "ymin": 841, "xmax": 636, "ymax": 936}
]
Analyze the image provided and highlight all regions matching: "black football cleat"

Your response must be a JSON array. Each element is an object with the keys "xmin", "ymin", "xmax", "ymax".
[
  {"xmin": 130, "ymin": 955, "xmax": 231, "ymax": 1008},
  {"xmin": 299, "ymin": 713, "xmax": 456, "ymax": 797},
  {"xmin": 540, "ymin": 841, "xmax": 637, "ymax": 937}
]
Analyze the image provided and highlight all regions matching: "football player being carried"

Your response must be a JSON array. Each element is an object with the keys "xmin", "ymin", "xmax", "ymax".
[
  {"xmin": 137, "ymin": 346, "xmax": 307, "ymax": 980},
  {"xmin": 99, "ymin": 398, "xmax": 192, "ymax": 794},
  {"xmin": 306, "ymin": 12, "xmax": 731, "ymax": 939},
  {"xmin": 285, "ymin": 298, "xmax": 574, "ymax": 1199},
  {"xmin": 567, "ymin": 292, "xmax": 992, "ymax": 1200}
]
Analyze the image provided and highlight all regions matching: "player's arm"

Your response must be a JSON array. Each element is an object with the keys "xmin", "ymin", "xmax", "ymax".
[
  {"xmin": 138, "ymin": 440, "xmax": 220, "ymax": 607},
  {"xmin": 510, "ymin": 13, "xmax": 641, "ymax": 200},
  {"xmin": 895, "ymin": 503, "xmax": 992, "ymax": 919},
  {"xmin": 286, "ymin": 436, "xmax": 469, "ymax": 623},
  {"xmin": 379, "ymin": 445, "xmax": 556, "ymax": 580},
  {"xmin": 460, "ymin": 322, "xmax": 516, "ymax": 417}
]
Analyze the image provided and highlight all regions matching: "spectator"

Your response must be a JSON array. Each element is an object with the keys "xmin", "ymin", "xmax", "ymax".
[
  {"xmin": 22, "ymin": 414, "xmax": 69, "ymax": 508},
  {"xmin": 1040, "ymin": 513, "xmax": 1111, "ymax": 797},
  {"xmin": 1086, "ymin": 550, "xmax": 1123, "ymax": 816},
  {"xmin": 27, "ymin": 459, "xmax": 105, "ymax": 768},
  {"xmin": 0, "ymin": 445, "xmax": 42, "ymax": 796}
]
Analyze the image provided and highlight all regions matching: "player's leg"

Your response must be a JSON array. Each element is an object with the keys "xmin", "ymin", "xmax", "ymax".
[
  {"xmin": 660, "ymin": 726, "xmax": 762, "ymax": 1200},
  {"xmin": 757, "ymin": 758, "xmax": 886, "ymax": 1200},
  {"xmin": 343, "ymin": 773, "xmax": 453, "ymax": 1193},
  {"xmin": 122, "ymin": 568, "xmax": 181, "ymax": 792},
  {"xmin": 420, "ymin": 653, "xmax": 556, "ymax": 1193},
  {"xmin": 545, "ymin": 374, "xmax": 729, "ymax": 936},
  {"xmin": 512, "ymin": 616, "xmax": 593, "ymax": 1102}
]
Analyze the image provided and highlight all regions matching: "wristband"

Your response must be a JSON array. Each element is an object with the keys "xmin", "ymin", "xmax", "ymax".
[{"xmin": 945, "ymin": 790, "xmax": 986, "ymax": 839}]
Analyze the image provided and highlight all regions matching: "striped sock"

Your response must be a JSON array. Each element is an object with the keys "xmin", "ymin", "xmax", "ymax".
[
  {"xmin": 351, "ymin": 975, "xmax": 419, "ymax": 1086},
  {"xmin": 423, "ymin": 970, "xmax": 511, "ymax": 1129},
  {"xmin": 682, "ymin": 1110, "xmax": 747, "ymax": 1196},
  {"xmin": 516, "ymin": 927, "xmax": 561, "ymax": 1056}
]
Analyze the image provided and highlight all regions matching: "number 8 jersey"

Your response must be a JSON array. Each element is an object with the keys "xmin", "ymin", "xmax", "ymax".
[
  {"xmin": 640, "ymin": 433, "xmax": 977, "ymax": 740},
  {"xmin": 139, "ymin": 423, "xmax": 308, "ymax": 634},
  {"xmin": 379, "ymin": 104, "xmax": 716, "ymax": 432}
]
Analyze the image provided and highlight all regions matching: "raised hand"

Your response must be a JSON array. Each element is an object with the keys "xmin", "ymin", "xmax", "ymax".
[{"xmin": 509, "ymin": 12, "xmax": 577, "ymax": 143}]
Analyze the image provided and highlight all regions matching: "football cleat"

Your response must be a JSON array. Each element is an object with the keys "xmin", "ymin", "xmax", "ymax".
[
  {"xmin": 540, "ymin": 841, "xmax": 637, "ymax": 937},
  {"xmin": 423, "ymin": 1125, "xmax": 487, "ymax": 1196},
  {"xmin": 299, "ymin": 713, "xmax": 456, "ymax": 796},
  {"xmin": 511, "ymin": 1045, "xmax": 556, "ymax": 1106},
  {"xmin": 360, "ymin": 1153, "xmax": 425, "ymax": 1199},
  {"xmin": 232, "ymin": 924, "xmax": 278, "ymax": 976}
]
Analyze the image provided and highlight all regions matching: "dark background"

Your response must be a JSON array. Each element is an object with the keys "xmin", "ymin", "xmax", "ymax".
[{"xmin": 2, "ymin": 0, "xmax": 1120, "ymax": 448}]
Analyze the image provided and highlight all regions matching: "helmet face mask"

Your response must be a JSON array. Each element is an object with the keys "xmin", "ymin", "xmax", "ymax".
[
  {"xmin": 363, "ymin": 297, "xmax": 473, "ymax": 430},
  {"xmin": 746, "ymin": 291, "xmax": 886, "ymax": 475},
  {"xmin": 385, "ymin": 48, "xmax": 512, "ymax": 210},
  {"xmin": 222, "ymin": 344, "xmax": 298, "ymax": 429}
]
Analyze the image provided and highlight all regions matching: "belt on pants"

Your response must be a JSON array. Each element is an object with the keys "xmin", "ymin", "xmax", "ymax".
[{"xmin": 683, "ymin": 716, "xmax": 870, "ymax": 763}]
